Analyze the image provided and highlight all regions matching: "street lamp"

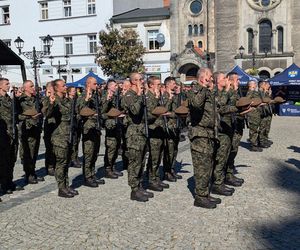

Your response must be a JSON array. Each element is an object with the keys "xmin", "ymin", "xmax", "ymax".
[
  {"xmin": 239, "ymin": 46, "xmax": 245, "ymax": 58},
  {"xmin": 14, "ymin": 34, "xmax": 53, "ymax": 105},
  {"xmin": 49, "ymin": 55, "xmax": 69, "ymax": 79}
]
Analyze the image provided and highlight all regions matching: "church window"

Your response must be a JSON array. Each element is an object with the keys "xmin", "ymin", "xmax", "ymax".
[
  {"xmin": 247, "ymin": 28, "xmax": 254, "ymax": 54},
  {"xmin": 277, "ymin": 26, "xmax": 283, "ymax": 53},
  {"xmin": 188, "ymin": 25, "xmax": 193, "ymax": 36},
  {"xmin": 190, "ymin": 0, "xmax": 202, "ymax": 15},
  {"xmin": 259, "ymin": 19, "xmax": 272, "ymax": 53}
]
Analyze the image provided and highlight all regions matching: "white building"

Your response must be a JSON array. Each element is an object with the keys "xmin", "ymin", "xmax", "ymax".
[
  {"xmin": 0, "ymin": 0, "xmax": 113, "ymax": 86},
  {"xmin": 111, "ymin": 7, "xmax": 171, "ymax": 80}
]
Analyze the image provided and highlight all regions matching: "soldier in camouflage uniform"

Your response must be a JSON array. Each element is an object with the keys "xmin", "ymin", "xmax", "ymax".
[
  {"xmin": 224, "ymin": 72, "xmax": 245, "ymax": 187},
  {"xmin": 0, "ymin": 78, "xmax": 23, "ymax": 196},
  {"xmin": 121, "ymin": 73, "xmax": 153, "ymax": 202},
  {"xmin": 18, "ymin": 80, "xmax": 44, "ymax": 184},
  {"xmin": 77, "ymin": 77, "xmax": 105, "ymax": 187},
  {"xmin": 211, "ymin": 72, "xmax": 236, "ymax": 196},
  {"xmin": 145, "ymin": 76, "xmax": 169, "ymax": 192},
  {"xmin": 102, "ymin": 79, "xmax": 124, "ymax": 179},
  {"xmin": 162, "ymin": 77, "xmax": 182, "ymax": 182},
  {"xmin": 246, "ymin": 80, "xmax": 263, "ymax": 152},
  {"xmin": 42, "ymin": 81, "xmax": 56, "ymax": 176},
  {"xmin": 188, "ymin": 68, "xmax": 221, "ymax": 209},
  {"xmin": 45, "ymin": 79, "xmax": 79, "ymax": 198}
]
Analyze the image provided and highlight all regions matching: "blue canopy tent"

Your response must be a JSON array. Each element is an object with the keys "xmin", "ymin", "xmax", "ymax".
[
  {"xmin": 66, "ymin": 71, "xmax": 105, "ymax": 87},
  {"xmin": 269, "ymin": 63, "xmax": 300, "ymax": 86},
  {"xmin": 228, "ymin": 65, "xmax": 258, "ymax": 86}
]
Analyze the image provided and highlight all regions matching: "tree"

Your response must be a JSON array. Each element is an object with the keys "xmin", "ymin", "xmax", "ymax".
[{"xmin": 96, "ymin": 24, "xmax": 145, "ymax": 78}]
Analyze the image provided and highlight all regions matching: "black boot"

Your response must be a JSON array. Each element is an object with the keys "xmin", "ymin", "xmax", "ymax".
[
  {"xmin": 67, "ymin": 187, "xmax": 79, "ymax": 195},
  {"xmin": 58, "ymin": 188, "xmax": 74, "ymax": 198},
  {"xmin": 164, "ymin": 172, "xmax": 177, "ymax": 182},
  {"xmin": 130, "ymin": 189, "xmax": 149, "ymax": 202},
  {"xmin": 230, "ymin": 175, "xmax": 244, "ymax": 184},
  {"xmin": 105, "ymin": 170, "xmax": 118, "ymax": 179},
  {"xmin": 138, "ymin": 187, "xmax": 154, "ymax": 198},
  {"xmin": 148, "ymin": 182, "xmax": 163, "ymax": 192},
  {"xmin": 113, "ymin": 170, "xmax": 123, "ymax": 177},
  {"xmin": 250, "ymin": 146, "xmax": 263, "ymax": 152},
  {"xmin": 85, "ymin": 178, "xmax": 98, "ymax": 188},
  {"xmin": 211, "ymin": 184, "xmax": 233, "ymax": 196},
  {"xmin": 194, "ymin": 196, "xmax": 217, "ymax": 209},
  {"xmin": 26, "ymin": 175, "xmax": 38, "ymax": 184},
  {"xmin": 93, "ymin": 176, "xmax": 105, "ymax": 185},
  {"xmin": 208, "ymin": 195, "xmax": 221, "ymax": 204},
  {"xmin": 157, "ymin": 180, "xmax": 169, "ymax": 189},
  {"xmin": 225, "ymin": 177, "xmax": 243, "ymax": 187}
]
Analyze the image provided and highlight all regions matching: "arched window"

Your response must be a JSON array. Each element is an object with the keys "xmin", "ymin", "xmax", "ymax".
[
  {"xmin": 194, "ymin": 24, "xmax": 198, "ymax": 36},
  {"xmin": 198, "ymin": 41, "xmax": 203, "ymax": 48},
  {"xmin": 259, "ymin": 19, "xmax": 272, "ymax": 53},
  {"xmin": 247, "ymin": 28, "xmax": 254, "ymax": 54},
  {"xmin": 277, "ymin": 26, "xmax": 283, "ymax": 53},
  {"xmin": 199, "ymin": 24, "xmax": 204, "ymax": 35},
  {"xmin": 188, "ymin": 25, "xmax": 193, "ymax": 36}
]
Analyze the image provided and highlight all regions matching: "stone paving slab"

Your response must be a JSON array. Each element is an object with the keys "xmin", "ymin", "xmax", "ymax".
[{"xmin": 0, "ymin": 116, "xmax": 299, "ymax": 249}]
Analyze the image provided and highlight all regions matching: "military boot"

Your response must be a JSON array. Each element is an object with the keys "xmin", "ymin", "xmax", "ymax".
[
  {"xmin": 105, "ymin": 170, "xmax": 118, "ymax": 179},
  {"xmin": 148, "ymin": 182, "xmax": 163, "ymax": 192},
  {"xmin": 208, "ymin": 195, "xmax": 221, "ymax": 204},
  {"xmin": 250, "ymin": 146, "xmax": 263, "ymax": 152},
  {"xmin": 194, "ymin": 197, "xmax": 217, "ymax": 209},
  {"xmin": 164, "ymin": 172, "xmax": 176, "ymax": 182},
  {"xmin": 58, "ymin": 188, "xmax": 74, "ymax": 198},
  {"xmin": 138, "ymin": 187, "xmax": 154, "ymax": 198},
  {"xmin": 47, "ymin": 167, "xmax": 55, "ymax": 176},
  {"xmin": 130, "ymin": 189, "xmax": 149, "ymax": 202},
  {"xmin": 26, "ymin": 175, "xmax": 38, "ymax": 184},
  {"xmin": 211, "ymin": 184, "xmax": 233, "ymax": 196},
  {"xmin": 85, "ymin": 178, "xmax": 98, "ymax": 188},
  {"xmin": 230, "ymin": 175, "xmax": 244, "ymax": 184},
  {"xmin": 67, "ymin": 187, "xmax": 79, "ymax": 196},
  {"xmin": 113, "ymin": 170, "xmax": 123, "ymax": 177},
  {"xmin": 93, "ymin": 175, "xmax": 105, "ymax": 185},
  {"xmin": 157, "ymin": 180, "xmax": 169, "ymax": 189},
  {"xmin": 225, "ymin": 177, "xmax": 243, "ymax": 187}
]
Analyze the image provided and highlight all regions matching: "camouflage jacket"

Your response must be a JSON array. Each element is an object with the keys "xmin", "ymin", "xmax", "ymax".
[
  {"xmin": 0, "ymin": 94, "xmax": 13, "ymax": 138},
  {"xmin": 246, "ymin": 90, "xmax": 262, "ymax": 118}
]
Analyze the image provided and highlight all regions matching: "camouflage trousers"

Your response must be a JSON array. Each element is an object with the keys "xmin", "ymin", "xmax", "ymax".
[
  {"xmin": 248, "ymin": 111, "xmax": 261, "ymax": 146},
  {"xmin": 163, "ymin": 133, "xmax": 179, "ymax": 175},
  {"xmin": 260, "ymin": 115, "xmax": 272, "ymax": 144},
  {"xmin": 20, "ymin": 126, "xmax": 40, "ymax": 177},
  {"xmin": 213, "ymin": 133, "xmax": 231, "ymax": 186},
  {"xmin": 44, "ymin": 124, "xmax": 56, "ymax": 170},
  {"xmin": 127, "ymin": 133, "xmax": 147, "ymax": 191},
  {"xmin": 71, "ymin": 127, "xmax": 81, "ymax": 163},
  {"xmin": 53, "ymin": 145, "xmax": 70, "ymax": 189},
  {"xmin": 104, "ymin": 130, "xmax": 121, "ymax": 172},
  {"xmin": 82, "ymin": 128, "xmax": 101, "ymax": 180},
  {"xmin": 190, "ymin": 137, "xmax": 215, "ymax": 198},
  {"xmin": 0, "ymin": 135, "xmax": 17, "ymax": 190},
  {"xmin": 147, "ymin": 137, "xmax": 163, "ymax": 183},
  {"xmin": 226, "ymin": 120, "xmax": 244, "ymax": 178}
]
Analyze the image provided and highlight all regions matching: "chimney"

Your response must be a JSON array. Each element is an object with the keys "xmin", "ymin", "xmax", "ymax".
[{"xmin": 163, "ymin": 0, "xmax": 170, "ymax": 7}]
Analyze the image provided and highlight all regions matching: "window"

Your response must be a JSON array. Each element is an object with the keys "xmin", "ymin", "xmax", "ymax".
[
  {"xmin": 87, "ymin": 0, "xmax": 96, "ymax": 15},
  {"xmin": 198, "ymin": 41, "xmax": 203, "ymax": 48},
  {"xmin": 64, "ymin": 37, "xmax": 73, "ymax": 55},
  {"xmin": 40, "ymin": 2, "xmax": 48, "ymax": 20},
  {"xmin": 277, "ymin": 26, "xmax": 283, "ymax": 53},
  {"xmin": 247, "ymin": 28, "xmax": 254, "ymax": 54},
  {"xmin": 2, "ymin": 6, "xmax": 10, "ymax": 24},
  {"xmin": 199, "ymin": 24, "xmax": 204, "ymax": 35},
  {"xmin": 88, "ymin": 35, "xmax": 97, "ymax": 53},
  {"xmin": 259, "ymin": 19, "xmax": 272, "ymax": 53},
  {"xmin": 194, "ymin": 25, "xmax": 198, "ymax": 36},
  {"xmin": 63, "ymin": 0, "xmax": 72, "ymax": 17},
  {"xmin": 148, "ymin": 30, "xmax": 159, "ymax": 51},
  {"xmin": 190, "ymin": 0, "xmax": 202, "ymax": 15},
  {"xmin": 188, "ymin": 25, "xmax": 193, "ymax": 36}
]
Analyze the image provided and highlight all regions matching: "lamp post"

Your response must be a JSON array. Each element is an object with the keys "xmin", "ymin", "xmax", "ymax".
[
  {"xmin": 49, "ymin": 55, "xmax": 69, "ymax": 79},
  {"xmin": 14, "ymin": 35, "xmax": 53, "ymax": 91}
]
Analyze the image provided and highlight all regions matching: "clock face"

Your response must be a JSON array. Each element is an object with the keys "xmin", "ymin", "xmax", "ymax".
[
  {"xmin": 190, "ymin": 0, "xmax": 202, "ymax": 15},
  {"xmin": 247, "ymin": 0, "xmax": 282, "ymax": 11}
]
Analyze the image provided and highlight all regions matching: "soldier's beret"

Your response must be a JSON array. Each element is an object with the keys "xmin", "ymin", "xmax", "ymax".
[
  {"xmin": 262, "ymin": 97, "xmax": 272, "ymax": 104},
  {"xmin": 236, "ymin": 97, "xmax": 252, "ymax": 108},
  {"xmin": 251, "ymin": 97, "xmax": 262, "ymax": 107},
  {"xmin": 175, "ymin": 105, "xmax": 189, "ymax": 117},
  {"xmin": 152, "ymin": 106, "xmax": 168, "ymax": 116},
  {"xmin": 107, "ymin": 108, "xmax": 122, "ymax": 118},
  {"xmin": 274, "ymin": 96, "xmax": 286, "ymax": 103},
  {"xmin": 22, "ymin": 108, "xmax": 38, "ymax": 116},
  {"xmin": 80, "ymin": 107, "xmax": 96, "ymax": 117}
]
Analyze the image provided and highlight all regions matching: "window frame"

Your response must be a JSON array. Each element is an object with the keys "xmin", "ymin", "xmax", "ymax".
[
  {"xmin": 88, "ymin": 34, "xmax": 97, "ymax": 54},
  {"xmin": 63, "ymin": 0, "xmax": 72, "ymax": 18},
  {"xmin": 40, "ymin": 2, "xmax": 48, "ymax": 20},
  {"xmin": 2, "ymin": 6, "xmax": 10, "ymax": 24},
  {"xmin": 147, "ymin": 29, "xmax": 160, "ymax": 51},
  {"xmin": 64, "ymin": 36, "xmax": 73, "ymax": 55},
  {"xmin": 87, "ymin": 0, "xmax": 96, "ymax": 15}
]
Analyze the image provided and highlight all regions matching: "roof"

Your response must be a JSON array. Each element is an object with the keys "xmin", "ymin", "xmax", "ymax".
[
  {"xmin": 0, "ymin": 39, "xmax": 24, "ymax": 66},
  {"xmin": 111, "ymin": 7, "xmax": 170, "ymax": 23},
  {"xmin": 66, "ymin": 71, "xmax": 105, "ymax": 88},
  {"xmin": 269, "ymin": 63, "xmax": 300, "ymax": 86},
  {"xmin": 193, "ymin": 47, "xmax": 204, "ymax": 57}
]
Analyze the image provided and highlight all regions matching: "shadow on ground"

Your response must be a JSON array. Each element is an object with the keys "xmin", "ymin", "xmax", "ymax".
[
  {"xmin": 287, "ymin": 145, "xmax": 300, "ymax": 153},
  {"xmin": 252, "ymin": 158, "xmax": 300, "ymax": 249}
]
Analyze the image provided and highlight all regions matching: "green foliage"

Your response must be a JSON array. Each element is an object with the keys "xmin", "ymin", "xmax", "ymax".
[
  {"xmin": 246, "ymin": 68, "xmax": 259, "ymax": 76},
  {"xmin": 96, "ymin": 24, "xmax": 145, "ymax": 78}
]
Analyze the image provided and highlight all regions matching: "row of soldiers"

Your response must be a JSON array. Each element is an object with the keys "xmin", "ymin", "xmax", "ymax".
[{"xmin": 0, "ymin": 71, "xmax": 284, "ymax": 207}]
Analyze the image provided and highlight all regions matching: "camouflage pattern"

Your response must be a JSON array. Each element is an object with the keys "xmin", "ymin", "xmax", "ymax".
[
  {"xmin": 47, "ymin": 95, "xmax": 72, "ymax": 189},
  {"xmin": 214, "ymin": 89, "xmax": 237, "ymax": 185},
  {"xmin": 42, "ymin": 96, "xmax": 56, "ymax": 171},
  {"xmin": 18, "ymin": 94, "xmax": 41, "ymax": 178},
  {"xmin": 246, "ymin": 90, "xmax": 262, "ymax": 146},
  {"xmin": 188, "ymin": 84, "xmax": 217, "ymax": 198},
  {"xmin": 77, "ymin": 91, "xmax": 105, "ymax": 180},
  {"xmin": 259, "ymin": 90, "xmax": 273, "ymax": 144},
  {"xmin": 121, "ymin": 89, "xmax": 146, "ymax": 191},
  {"xmin": 0, "ymin": 94, "xmax": 17, "ymax": 191}
]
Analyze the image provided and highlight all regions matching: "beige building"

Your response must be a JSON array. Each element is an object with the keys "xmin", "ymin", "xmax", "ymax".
[{"xmin": 170, "ymin": 0, "xmax": 300, "ymax": 80}]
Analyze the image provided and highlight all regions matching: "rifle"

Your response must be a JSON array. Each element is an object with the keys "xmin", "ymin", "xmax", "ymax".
[
  {"xmin": 176, "ymin": 82, "xmax": 183, "ymax": 132},
  {"xmin": 238, "ymin": 87, "xmax": 249, "ymax": 128},
  {"xmin": 159, "ymin": 90, "xmax": 169, "ymax": 135},
  {"xmin": 212, "ymin": 82, "xmax": 219, "ymax": 140},
  {"xmin": 94, "ymin": 87, "xmax": 102, "ymax": 131},
  {"xmin": 142, "ymin": 84, "xmax": 149, "ymax": 139},
  {"xmin": 11, "ymin": 87, "xmax": 17, "ymax": 143},
  {"xmin": 69, "ymin": 95, "xmax": 77, "ymax": 145}
]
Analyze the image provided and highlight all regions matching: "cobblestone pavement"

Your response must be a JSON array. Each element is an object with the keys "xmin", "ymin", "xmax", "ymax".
[{"xmin": 0, "ymin": 116, "xmax": 299, "ymax": 249}]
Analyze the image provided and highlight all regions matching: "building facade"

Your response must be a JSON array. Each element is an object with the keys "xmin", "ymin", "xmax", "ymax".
[{"xmin": 0, "ymin": 0, "xmax": 113, "ymax": 85}]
